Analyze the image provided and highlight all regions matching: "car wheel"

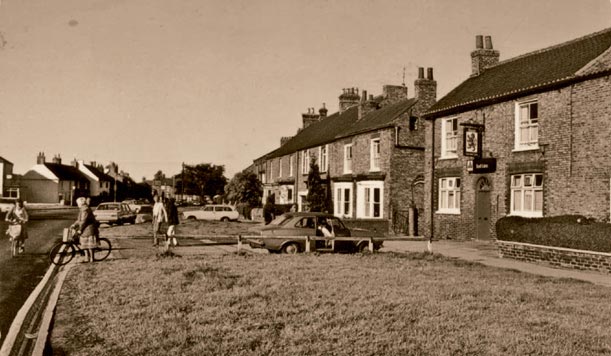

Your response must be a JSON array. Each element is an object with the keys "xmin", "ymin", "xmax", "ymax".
[
  {"xmin": 282, "ymin": 242, "xmax": 299, "ymax": 254},
  {"xmin": 221, "ymin": 217, "xmax": 229, "ymax": 222},
  {"xmin": 358, "ymin": 242, "xmax": 371, "ymax": 253},
  {"xmin": 187, "ymin": 216, "xmax": 197, "ymax": 221}
]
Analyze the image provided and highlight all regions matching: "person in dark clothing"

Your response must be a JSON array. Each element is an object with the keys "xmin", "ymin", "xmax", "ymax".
[{"xmin": 165, "ymin": 198, "xmax": 180, "ymax": 248}]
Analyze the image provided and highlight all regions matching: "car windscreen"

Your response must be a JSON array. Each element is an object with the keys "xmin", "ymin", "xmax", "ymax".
[
  {"xmin": 97, "ymin": 205, "xmax": 119, "ymax": 210},
  {"xmin": 268, "ymin": 214, "xmax": 291, "ymax": 226}
]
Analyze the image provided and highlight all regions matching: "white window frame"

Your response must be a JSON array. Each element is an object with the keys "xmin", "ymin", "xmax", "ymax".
[
  {"xmin": 356, "ymin": 181, "xmax": 384, "ymax": 219},
  {"xmin": 437, "ymin": 177, "xmax": 461, "ymax": 214},
  {"xmin": 510, "ymin": 173, "xmax": 543, "ymax": 217},
  {"xmin": 343, "ymin": 144, "xmax": 353, "ymax": 174},
  {"xmin": 441, "ymin": 117, "xmax": 458, "ymax": 158},
  {"xmin": 319, "ymin": 145, "xmax": 328, "ymax": 173},
  {"xmin": 370, "ymin": 138, "xmax": 381, "ymax": 171},
  {"xmin": 334, "ymin": 182, "xmax": 353, "ymax": 218},
  {"xmin": 514, "ymin": 100, "xmax": 539, "ymax": 151},
  {"xmin": 289, "ymin": 155, "xmax": 294, "ymax": 177},
  {"xmin": 278, "ymin": 158, "xmax": 283, "ymax": 178},
  {"xmin": 301, "ymin": 150, "xmax": 310, "ymax": 174},
  {"xmin": 269, "ymin": 161, "xmax": 274, "ymax": 182}
]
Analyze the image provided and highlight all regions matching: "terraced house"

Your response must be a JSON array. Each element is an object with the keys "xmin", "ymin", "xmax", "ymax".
[
  {"xmin": 254, "ymin": 68, "xmax": 436, "ymax": 234},
  {"xmin": 424, "ymin": 28, "xmax": 611, "ymax": 240}
]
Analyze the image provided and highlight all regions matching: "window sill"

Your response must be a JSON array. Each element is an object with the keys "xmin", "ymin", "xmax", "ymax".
[
  {"xmin": 512, "ymin": 146, "xmax": 539, "ymax": 153},
  {"xmin": 369, "ymin": 168, "xmax": 381, "ymax": 173},
  {"xmin": 509, "ymin": 212, "xmax": 543, "ymax": 218},
  {"xmin": 438, "ymin": 156, "xmax": 458, "ymax": 161},
  {"xmin": 435, "ymin": 210, "xmax": 461, "ymax": 215}
]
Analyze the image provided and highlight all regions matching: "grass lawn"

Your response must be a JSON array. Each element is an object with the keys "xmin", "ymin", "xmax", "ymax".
[{"xmin": 49, "ymin": 250, "xmax": 611, "ymax": 356}]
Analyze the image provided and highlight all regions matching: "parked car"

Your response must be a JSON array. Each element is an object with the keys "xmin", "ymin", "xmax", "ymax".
[
  {"xmin": 182, "ymin": 204, "xmax": 239, "ymax": 222},
  {"xmin": 0, "ymin": 198, "xmax": 16, "ymax": 217},
  {"xmin": 93, "ymin": 202, "xmax": 136, "ymax": 225},
  {"xmin": 247, "ymin": 212, "xmax": 383, "ymax": 254},
  {"xmin": 135, "ymin": 204, "xmax": 153, "ymax": 224},
  {"xmin": 123, "ymin": 199, "xmax": 149, "ymax": 213}
]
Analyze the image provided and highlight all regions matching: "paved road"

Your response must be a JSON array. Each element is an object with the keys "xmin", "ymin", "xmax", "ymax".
[{"xmin": 0, "ymin": 209, "xmax": 77, "ymax": 342}]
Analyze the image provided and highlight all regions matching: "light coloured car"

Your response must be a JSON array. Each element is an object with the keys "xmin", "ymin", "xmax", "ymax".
[
  {"xmin": 94, "ymin": 202, "xmax": 136, "ymax": 225},
  {"xmin": 182, "ymin": 204, "xmax": 239, "ymax": 222},
  {"xmin": 0, "ymin": 198, "xmax": 16, "ymax": 217},
  {"xmin": 135, "ymin": 204, "xmax": 153, "ymax": 224}
]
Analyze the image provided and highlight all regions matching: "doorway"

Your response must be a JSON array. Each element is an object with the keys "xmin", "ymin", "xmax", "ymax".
[{"xmin": 475, "ymin": 177, "xmax": 491, "ymax": 240}]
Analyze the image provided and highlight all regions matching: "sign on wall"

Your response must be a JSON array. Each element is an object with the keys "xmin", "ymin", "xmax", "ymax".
[
  {"xmin": 463, "ymin": 126, "xmax": 482, "ymax": 157},
  {"xmin": 471, "ymin": 157, "xmax": 497, "ymax": 174}
]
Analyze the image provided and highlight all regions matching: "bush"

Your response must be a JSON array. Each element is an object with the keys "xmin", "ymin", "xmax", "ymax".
[{"xmin": 496, "ymin": 215, "xmax": 611, "ymax": 253}]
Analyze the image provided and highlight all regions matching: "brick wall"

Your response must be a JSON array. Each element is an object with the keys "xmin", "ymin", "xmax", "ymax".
[
  {"xmin": 424, "ymin": 75, "xmax": 611, "ymax": 240},
  {"xmin": 497, "ymin": 240, "xmax": 611, "ymax": 274}
]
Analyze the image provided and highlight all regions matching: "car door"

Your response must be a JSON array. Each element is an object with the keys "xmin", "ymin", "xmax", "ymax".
[{"xmin": 201, "ymin": 206, "xmax": 214, "ymax": 220}]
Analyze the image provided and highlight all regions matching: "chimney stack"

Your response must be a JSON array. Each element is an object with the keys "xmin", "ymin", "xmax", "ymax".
[
  {"xmin": 52, "ymin": 154, "xmax": 62, "ymax": 165},
  {"xmin": 415, "ymin": 67, "xmax": 437, "ymax": 105},
  {"xmin": 338, "ymin": 87, "xmax": 360, "ymax": 114},
  {"xmin": 280, "ymin": 136, "xmax": 293, "ymax": 146},
  {"xmin": 471, "ymin": 34, "xmax": 500, "ymax": 76},
  {"xmin": 382, "ymin": 84, "xmax": 408, "ymax": 104},
  {"xmin": 318, "ymin": 103, "xmax": 328, "ymax": 118},
  {"xmin": 302, "ymin": 107, "xmax": 320, "ymax": 129},
  {"xmin": 36, "ymin": 152, "xmax": 46, "ymax": 164}
]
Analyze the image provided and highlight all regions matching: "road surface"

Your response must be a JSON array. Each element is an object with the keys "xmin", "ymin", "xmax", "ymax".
[{"xmin": 0, "ymin": 209, "xmax": 77, "ymax": 342}]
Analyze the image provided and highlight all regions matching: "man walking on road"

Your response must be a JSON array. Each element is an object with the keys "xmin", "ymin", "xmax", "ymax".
[{"xmin": 152, "ymin": 195, "xmax": 167, "ymax": 246}]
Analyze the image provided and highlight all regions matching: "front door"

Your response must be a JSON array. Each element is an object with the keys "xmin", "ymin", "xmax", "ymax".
[{"xmin": 475, "ymin": 177, "xmax": 491, "ymax": 240}]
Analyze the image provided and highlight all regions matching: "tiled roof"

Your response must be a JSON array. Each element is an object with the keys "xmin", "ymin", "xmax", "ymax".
[
  {"xmin": 84, "ymin": 164, "xmax": 114, "ymax": 181},
  {"xmin": 0, "ymin": 156, "xmax": 13, "ymax": 165},
  {"xmin": 426, "ymin": 27, "xmax": 611, "ymax": 118},
  {"xmin": 264, "ymin": 98, "xmax": 416, "ymax": 160},
  {"xmin": 44, "ymin": 163, "xmax": 89, "ymax": 182}
]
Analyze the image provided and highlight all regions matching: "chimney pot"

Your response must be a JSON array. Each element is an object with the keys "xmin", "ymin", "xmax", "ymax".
[
  {"xmin": 484, "ymin": 35, "xmax": 493, "ymax": 49},
  {"xmin": 427, "ymin": 68, "xmax": 434, "ymax": 80},
  {"xmin": 369, "ymin": 94, "xmax": 373, "ymax": 101},
  {"xmin": 418, "ymin": 67, "xmax": 424, "ymax": 79},
  {"xmin": 476, "ymin": 35, "xmax": 484, "ymax": 49},
  {"xmin": 361, "ymin": 90, "xmax": 368, "ymax": 102}
]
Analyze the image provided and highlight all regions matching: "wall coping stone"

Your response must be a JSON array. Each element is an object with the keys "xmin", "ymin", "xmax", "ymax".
[{"xmin": 497, "ymin": 240, "xmax": 611, "ymax": 258}]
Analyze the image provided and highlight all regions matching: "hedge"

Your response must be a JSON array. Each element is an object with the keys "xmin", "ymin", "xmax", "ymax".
[{"xmin": 496, "ymin": 215, "xmax": 611, "ymax": 253}]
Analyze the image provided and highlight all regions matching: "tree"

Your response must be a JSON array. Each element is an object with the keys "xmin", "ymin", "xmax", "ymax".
[
  {"xmin": 175, "ymin": 163, "xmax": 227, "ymax": 200},
  {"xmin": 306, "ymin": 158, "xmax": 329, "ymax": 212},
  {"xmin": 225, "ymin": 170, "xmax": 262, "ymax": 207}
]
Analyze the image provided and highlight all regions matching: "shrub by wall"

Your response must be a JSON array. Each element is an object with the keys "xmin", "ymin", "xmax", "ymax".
[{"xmin": 496, "ymin": 215, "xmax": 611, "ymax": 253}]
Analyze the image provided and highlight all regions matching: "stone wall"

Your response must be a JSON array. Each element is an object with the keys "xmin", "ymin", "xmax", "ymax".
[{"xmin": 497, "ymin": 240, "xmax": 611, "ymax": 274}]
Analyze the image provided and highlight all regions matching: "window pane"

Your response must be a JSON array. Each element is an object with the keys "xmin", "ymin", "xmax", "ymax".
[
  {"xmin": 448, "ymin": 191, "xmax": 454, "ymax": 209},
  {"xmin": 373, "ymin": 202, "xmax": 380, "ymax": 217},
  {"xmin": 512, "ymin": 176, "xmax": 521, "ymax": 187},
  {"xmin": 373, "ymin": 188, "xmax": 380, "ymax": 203},
  {"xmin": 440, "ymin": 179, "xmax": 446, "ymax": 189},
  {"xmin": 524, "ymin": 175, "xmax": 532, "ymax": 187},
  {"xmin": 456, "ymin": 191, "xmax": 460, "ymax": 209},
  {"xmin": 513, "ymin": 191, "xmax": 522, "ymax": 211},
  {"xmin": 456, "ymin": 178, "xmax": 461, "ymax": 188},
  {"xmin": 524, "ymin": 191, "xmax": 533, "ymax": 211},
  {"xmin": 535, "ymin": 174, "xmax": 543, "ymax": 187},
  {"xmin": 520, "ymin": 106, "xmax": 529, "ymax": 122},
  {"xmin": 534, "ymin": 191, "xmax": 543, "ymax": 212},
  {"xmin": 440, "ymin": 192, "xmax": 447, "ymax": 209},
  {"xmin": 530, "ymin": 103, "xmax": 538, "ymax": 119}
]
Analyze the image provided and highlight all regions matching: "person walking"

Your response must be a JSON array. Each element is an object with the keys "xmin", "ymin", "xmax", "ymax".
[
  {"xmin": 152, "ymin": 195, "xmax": 168, "ymax": 246},
  {"xmin": 165, "ymin": 198, "xmax": 180, "ymax": 249},
  {"xmin": 71, "ymin": 197, "xmax": 98, "ymax": 263},
  {"xmin": 5, "ymin": 199, "xmax": 29, "ymax": 254}
]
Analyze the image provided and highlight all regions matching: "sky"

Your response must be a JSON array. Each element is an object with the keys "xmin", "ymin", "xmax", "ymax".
[{"xmin": 0, "ymin": 0, "xmax": 610, "ymax": 181}]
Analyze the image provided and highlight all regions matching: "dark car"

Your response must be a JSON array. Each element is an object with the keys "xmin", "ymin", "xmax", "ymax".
[{"xmin": 247, "ymin": 212, "xmax": 383, "ymax": 254}]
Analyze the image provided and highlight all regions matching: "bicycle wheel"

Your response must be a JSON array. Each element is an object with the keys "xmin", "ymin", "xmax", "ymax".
[
  {"xmin": 49, "ymin": 242, "xmax": 76, "ymax": 266},
  {"xmin": 93, "ymin": 238, "xmax": 112, "ymax": 261},
  {"xmin": 10, "ymin": 238, "xmax": 18, "ymax": 258}
]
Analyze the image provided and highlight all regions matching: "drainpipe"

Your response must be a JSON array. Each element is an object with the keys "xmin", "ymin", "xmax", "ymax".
[{"xmin": 429, "ymin": 119, "xmax": 435, "ymax": 252}]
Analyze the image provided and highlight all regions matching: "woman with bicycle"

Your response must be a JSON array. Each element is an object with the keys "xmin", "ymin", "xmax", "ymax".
[
  {"xmin": 5, "ymin": 199, "xmax": 28, "ymax": 254},
  {"xmin": 71, "ymin": 197, "xmax": 98, "ymax": 263}
]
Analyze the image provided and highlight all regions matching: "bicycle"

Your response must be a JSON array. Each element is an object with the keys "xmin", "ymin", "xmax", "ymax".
[
  {"xmin": 6, "ymin": 223, "xmax": 23, "ymax": 258},
  {"xmin": 49, "ymin": 227, "xmax": 112, "ymax": 266}
]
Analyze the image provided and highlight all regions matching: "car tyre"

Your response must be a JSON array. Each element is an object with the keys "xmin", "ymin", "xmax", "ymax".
[
  {"xmin": 282, "ymin": 242, "xmax": 299, "ymax": 254},
  {"xmin": 220, "ymin": 217, "xmax": 230, "ymax": 222},
  {"xmin": 358, "ymin": 242, "xmax": 371, "ymax": 253},
  {"xmin": 187, "ymin": 216, "xmax": 197, "ymax": 221}
]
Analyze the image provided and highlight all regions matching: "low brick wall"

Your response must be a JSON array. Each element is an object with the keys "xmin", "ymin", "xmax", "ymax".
[
  {"xmin": 344, "ymin": 219, "xmax": 390, "ymax": 237},
  {"xmin": 497, "ymin": 240, "xmax": 611, "ymax": 274}
]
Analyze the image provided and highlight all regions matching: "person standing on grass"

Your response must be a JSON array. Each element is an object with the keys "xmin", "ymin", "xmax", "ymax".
[
  {"xmin": 165, "ymin": 198, "xmax": 180, "ymax": 248},
  {"xmin": 5, "ymin": 199, "xmax": 29, "ymax": 254},
  {"xmin": 71, "ymin": 197, "xmax": 97, "ymax": 263},
  {"xmin": 152, "ymin": 194, "xmax": 168, "ymax": 246}
]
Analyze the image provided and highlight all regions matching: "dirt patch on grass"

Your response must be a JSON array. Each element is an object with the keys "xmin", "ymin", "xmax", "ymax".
[{"xmin": 49, "ymin": 252, "xmax": 611, "ymax": 356}]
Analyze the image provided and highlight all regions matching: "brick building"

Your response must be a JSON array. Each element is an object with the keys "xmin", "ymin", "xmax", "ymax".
[
  {"xmin": 423, "ymin": 28, "xmax": 611, "ymax": 240},
  {"xmin": 253, "ymin": 69, "xmax": 436, "ymax": 234}
]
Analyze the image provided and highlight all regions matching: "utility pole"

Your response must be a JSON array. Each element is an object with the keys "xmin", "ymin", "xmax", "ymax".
[{"xmin": 181, "ymin": 162, "xmax": 185, "ymax": 201}]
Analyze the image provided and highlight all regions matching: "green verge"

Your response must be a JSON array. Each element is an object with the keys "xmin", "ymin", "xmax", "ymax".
[
  {"xmin": 496, "ymin": 215, "xmax": 611, "ymax": 253},
  {"xmin": 50, "ymin": 253, "xmax": 610, "ymax": 356}
]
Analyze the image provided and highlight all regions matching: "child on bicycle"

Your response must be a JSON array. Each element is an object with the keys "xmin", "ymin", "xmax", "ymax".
[{"xmin": 5, "ymin": 199, "xmax": 28, "ymax": 253}]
